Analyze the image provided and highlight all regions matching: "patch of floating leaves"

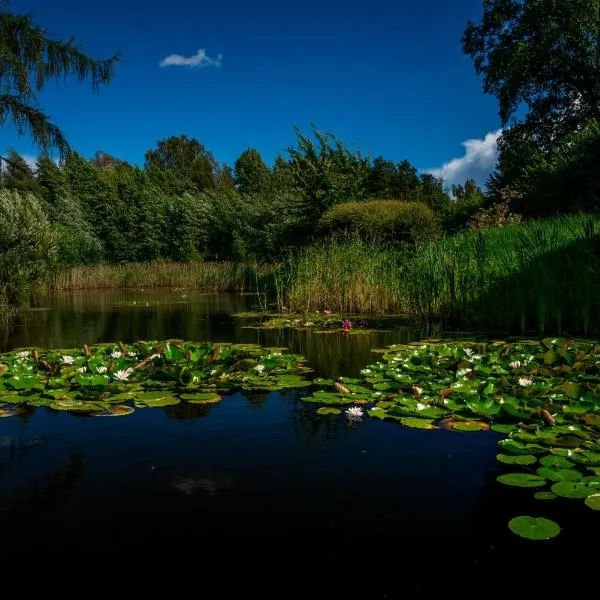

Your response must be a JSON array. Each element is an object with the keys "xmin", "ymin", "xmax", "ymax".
[
  {"xmin": 0, "ymin": 340, "xmax": 312, "ymax": 418},
  {"xmin": 304, "ymin": 337, "xmax": 600, "ymax": 537}
]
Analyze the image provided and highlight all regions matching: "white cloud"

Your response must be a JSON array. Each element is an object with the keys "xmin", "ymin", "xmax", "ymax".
[
  {"xmin": 159, "ymin": 49, "xmax": 222, "ymax": 68},
  {"xmin": 427, "ymin": 129, "xmax": 502, "ymax": 189}
]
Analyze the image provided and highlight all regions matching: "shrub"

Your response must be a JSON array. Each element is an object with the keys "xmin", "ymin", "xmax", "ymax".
[
  {"xmin": 318, "ymin": 200, "xmax": 441, "ymax": 246},
  {"xmin": 0, "ymin": 190, "xmax": 57, "ymax": 305}
]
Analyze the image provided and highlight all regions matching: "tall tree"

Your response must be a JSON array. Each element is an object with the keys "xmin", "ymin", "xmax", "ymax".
[
  {"xmin": 366, "ymin": 156, "xmax": 396, "ymax": 199},
  {"xmin": 234, "ymin": 148, "xmax": 270, "ymax": 194},
  {"xmin": 0, "ymin": 1, "xmax": 119, "ymax": 159},
  {"xmin": 1, "ymin": 149, "xmax": 38, "ymax": 193},
  {"xmin": 144, "ymin": 135, "xmax": 216, "ymax": 191},
  {"xmin": 462, "ymin": 0, "xmax": 600, "ymax": 146}
]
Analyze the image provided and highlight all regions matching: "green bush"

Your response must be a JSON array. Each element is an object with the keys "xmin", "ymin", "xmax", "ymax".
[
  {"xmin": 318, "ymin": 200, "xmax": 441, "ymax": 246},
  {"xmin": 0, "ymin": 190, "xmax": 57, "ymax": 307}
]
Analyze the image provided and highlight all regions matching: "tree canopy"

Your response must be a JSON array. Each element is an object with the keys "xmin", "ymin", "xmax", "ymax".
[
  {"xmin": 0, "ymin": 1, "xmax": 119, "ymax": 159},
  {"xmin": 462, "ymin": 0, "xmax": 600, "ymax": 146}
]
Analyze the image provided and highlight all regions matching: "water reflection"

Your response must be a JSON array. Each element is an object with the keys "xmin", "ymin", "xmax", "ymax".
[{"xmin": 173, "ymin": 476, "xmax": 234, "ymax": 496}]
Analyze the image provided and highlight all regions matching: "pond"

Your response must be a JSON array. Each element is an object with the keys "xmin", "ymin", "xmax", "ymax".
[{"xmin": 0, "ymin": 290, "xmax": 597, "ymax": 595}]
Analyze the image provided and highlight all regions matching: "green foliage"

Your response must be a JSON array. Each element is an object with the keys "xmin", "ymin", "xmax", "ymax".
[
  {"xmin": 286, "ymin": 126, "xmax": 370, "ymax": 220},
  {"xmin": 234, "ymin": 148, "xmax": 271, "ymax": 194},
  {"xmin": 463, "ymin": 0, "xmax": 600, "ymax": 145},
  {"xmin": 275, "ymin": 238, "xmax": 404, "ymax": 313},
  {"xmin": 0, "ymin": 149, "xmax": 38, "ymax": 193},
  {"xmin": 318, "ymin": 200, "xmax": 441, "ymax": 246},
  {"xmin": 144, "ymin": 135, "xmax": 216, "ymax": 192},
  {"xmin": 0, "ymin": 189, "xmax": 56, "ymax": 305},
  {"xmin": 0, "ymin": 3, "xmax": 118, "ymax": 156}
]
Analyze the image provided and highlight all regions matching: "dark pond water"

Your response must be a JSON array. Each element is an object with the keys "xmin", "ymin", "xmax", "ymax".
[{"xmin": 0, "ymin": 291, "xmax": 596, "ymax": 596}]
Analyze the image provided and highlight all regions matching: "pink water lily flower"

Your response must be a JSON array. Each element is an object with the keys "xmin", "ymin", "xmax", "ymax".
[{"xmin": 341, "ymin": 320, "xmax": 353, "ymax": 330}]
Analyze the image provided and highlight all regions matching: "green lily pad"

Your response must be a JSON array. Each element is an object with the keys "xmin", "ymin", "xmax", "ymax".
[
  {"xmin": 533, "ymin": 491, "xmax": 557, "ymax": 500},
  {"xmin": 584, "ymin": 494, "xmax": 600, "ymax": 510},
  {"xmin": 93, "ymin": 404, "xmax": 135, "ymax": 417},
  {"xmin": 497, "ymin": 473, "xmax": 547, "ymax": 488},
  {"xmin": 399, "ymin": 417, "xmax": 436, "ymax": 430},
  {"xmin": 180, "ymin": 392, "xmax": 221, "ymax": 404},
  {"xmin": 539, "ymin": 455, "xmax": 573, "ymax": 468},
  {"xmin": 491, "ymin": 423, "xmax": 517, "ymax": 434},
  {"xmin": 134, "ymin": 392, "xmax": 180, "ymax": 408},
  {"xmin": 497, "ymin": 454, "xmax": 537, "ymax": 465},
  {"xmin": 536, "ymin": 467, "xmax": 583, "ymax": 482},
  {"xmin": 316, "ymin": 407, "xmax": 341, "ymax": 415},
  {"xmin": 551, "ymin": 481, "xmax": 597, "ymax": 498},
  {"xmin": 50, "ymin": 399, "xmax": 108, "ymax": 412},
  {"xmin": 508, "ymin": 516, "xmax": 560, "ymax": 540}
]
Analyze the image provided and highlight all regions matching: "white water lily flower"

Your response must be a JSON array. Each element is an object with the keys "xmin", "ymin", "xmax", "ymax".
[
  {"xmin": 128, "ymin": 352, "xmax": 137, "ymax": 358},
  {"xmin": 16, "ymin": 351, "xmax": 30, "ymax": 359},
  {"xmin": 464, "ymin": 348, "xmax": 474, "ymax": 357},
  {"xmin": 77, "ymin": 366, "xmax": 87, "ymax": 374},
  {"xmin": 346, "ymin": 406, "xmax": 363, "ymax": 418},
  {"xmin": 113, "ymin": 368, "xmax": 133, "ymax": 381},
  {"xmin": 62, "ymin": 355, "xmax": 75, "ymax": 365},
  {"xmin": 111, "ymin": 350, "xmax": 122, "ymax": 359},
  {"xmin": 96, "ymin": 366, "xmax": 108, "ymax": 374},
  {"xmin": 210, "ymin": 369, "xmax": 217, "ymax": 375},
  {"xmin": 416, "ymin": 402, "xmax": 427, "ymax": 411},
  {"xmin": 414, "ymin": 386, "xmax": 423, "ymax": 396},
  {"xmin": 509, "ymin": 361, "xmax": 521, "ymax": 369},
  {"xmin": 518, "ymin": 377, "xmax": 533, "ymax": 387},
  {"xmin": 254, "ymin": 364, "xmax": 265, "ymax": 372}
]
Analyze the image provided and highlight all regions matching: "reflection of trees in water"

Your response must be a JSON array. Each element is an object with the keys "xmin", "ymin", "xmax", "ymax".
[
  {"xmin": 0, "ymin": 434, "xmax": 44, "ymax": 475},
  {"xmin": 0, "ymin": 449, "xmax": 83, "ymax": 520},
  {"xmin": 292, "ymin": 397, "xmax": 352, "ymax": 444},
  {"xmin": 165, "ymin": 402, "xmax": 214, "ymax": 420},
  {"xmin": 2, "ymin": 291, "xmax": 252, "ymax": 352}
]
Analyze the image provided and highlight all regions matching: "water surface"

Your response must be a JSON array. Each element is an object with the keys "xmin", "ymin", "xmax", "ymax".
[{"xmin": 0, "ymin": 290, "xmax": 596, "ymax": 595}]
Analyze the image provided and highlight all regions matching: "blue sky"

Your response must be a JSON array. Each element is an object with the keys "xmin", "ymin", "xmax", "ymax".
[{"xmin": 4, "ymin": 0, "xmax": 502, "ymax": 187}]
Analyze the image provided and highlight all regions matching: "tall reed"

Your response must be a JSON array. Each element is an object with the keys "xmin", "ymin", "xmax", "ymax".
[
  {"xmin": 274, "ymin": 239, "xmax": 405, "ymax": 313},
  {"xmin": 47, "ymin": 260, "xmax": 273, "ymax": 292}
]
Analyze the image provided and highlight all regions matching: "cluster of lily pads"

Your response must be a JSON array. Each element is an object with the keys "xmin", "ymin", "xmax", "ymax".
[
  {"xmin": 302, "ymin": 338, "xmax": 600, "ymax": 539},
  {"xmin": 234, "ymin": 311, "xmax": 380, "ymax": 334},
  {"xmin": 0, "ymin": 340, "xmax": 312, "ymax": 417}
]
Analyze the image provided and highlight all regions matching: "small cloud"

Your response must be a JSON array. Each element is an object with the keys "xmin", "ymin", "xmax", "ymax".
[
  {"xmin": 159, "ymin": 49, "xmax": 222, "ymax": 68},
  {"xmin": 427, "ymin": 129, "xmax": 502, "ymax": 189}
]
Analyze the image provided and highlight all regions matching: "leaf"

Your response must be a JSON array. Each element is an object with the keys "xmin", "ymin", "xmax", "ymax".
[
  {"xmin": 551, "ymin": 481, "xmax": 597, "ymax": 498},
  {"xmin": 497, "ymin": 473, "xmax": 547, "ymax": 488},
  {"xmin": 134, "ymin": 392, "xmax": 180, "ymax": 408},
  {"xmin": 399, "ymin": 417, "xmax": 436, "ymax": 430},
  {"xmin": 533, "ymin": 491, "xmax": 556, "ymax": 500},
  {"xmin": 316, "ymin": 407, "xmax": 341, "ymax": 415},
  {"xmin": 497, "ymin": 454, "xmax": 537, "ymax": 465},
  {"xmin": 539, "ymin": 455, "xmax": 573, "ymax": 468},
  {"xmin": 491, "ymin": 423, "xmax": 516, "ymax": 434},
  {"xmin": 584, "ymin": 494, "xmax": 600, "ymax": 510},
  {"xmin": 180, "ymin": 392, "xmax": 221, "ymax": 404},
  {"xmin": 536, "ymin": 467, "xmax": 583, "ymax": 482},
  {"xmin": 93, "ymin": 404, "xmax": 135, "ymax": 417},
  {"xmin": 508, "ymin": 516, "xmax": 560, "ymax": 540}
]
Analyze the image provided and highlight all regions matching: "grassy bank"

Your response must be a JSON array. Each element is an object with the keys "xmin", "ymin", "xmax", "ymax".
[
  {"xmin": 48, "ymin": 261, "xmax": 273, "ymax": 292},
  {"xmin": 275, "ymin": 213, "xmax": 600, "ymax": 335}
]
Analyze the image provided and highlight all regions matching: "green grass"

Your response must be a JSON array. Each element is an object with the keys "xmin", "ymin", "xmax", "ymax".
[
  {"xmin": 275, "ymin": 214, "xmax": 600, "ymax": 335},
  {"xmin": 273, "ymin": 239, "xmax": 405, "ymax": 313},
  {"xmin": 47, "ymin": 260, "xmax": 273, "ymax": 292}
]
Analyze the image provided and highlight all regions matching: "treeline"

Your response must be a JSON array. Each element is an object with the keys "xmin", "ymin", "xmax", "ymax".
[{"xmin": 0, "ymin": 127, "xmax": 486, "ymax": 271}]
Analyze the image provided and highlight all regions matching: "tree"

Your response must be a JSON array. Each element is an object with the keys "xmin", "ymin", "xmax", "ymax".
[
  {"xmin": 366, "ymin": 156, "xmax": 396, "ymax": 199},
  {"xmin": 391, "ymin": 160, "xmax": 421, "ymax": 201},
  {"xmin": 0, "ymin": 1, "xmax": 119, "ymax": 159},
  {"xmin": 234, "ymin": 148, "xmax": 270, "ymax": 194},
  {"xmin": 144, "ymin": 135, "xmax": 216, "ymax": 191},
  {"xmin": 462, "ymin": 0, "xmax": 600, "ymax": 146},
  {"xmin": 1, "ymin": 149, "xmax": 38, "ymax": 193}
]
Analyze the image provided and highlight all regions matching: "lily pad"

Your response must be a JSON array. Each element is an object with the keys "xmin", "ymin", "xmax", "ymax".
[
  {"xmin": 399, "ymin": 417, "xmax": 436, "ymax": 430},
  {"xmin": 93, "ymin": 404, "xmax": 135, "ymax": 417},
  {"xmin": 584, "ymin": 494, "xmax": 600, "ymax": 510},
  {"xmin": 536, "ymin": 467, "xmax": 583, "ymax": 482},
  {"xmin": 134, "ymin": 392, "xmax": 180, "ymax": 408},
  {"xmin": 508, "ymin": 516, "xmax": 560, "ymax": 540},
  {"xmin": 539, "ymin": 455, "xmax": 573, "ymax": 468},
  {"xmin": 533, "ymin": 491, "xmax": 557, "ymax": 500},
  {"xmin": 551, "ymin": 481, "xmax": 597, "ymax": 498},
  {"xmin": 180, "ymin": 392, "xmax": 221, "ymax": 404},
  {"xmin": 497, "ymin": 473, "xmax": 547, "ymax": 488},
  {"xmin": 316, "ymin": 407, "xmax": 341, "ymax": 415},
  {"xmin": 496, "ymin": 454, "xmax": 537, "ymax": 465}
]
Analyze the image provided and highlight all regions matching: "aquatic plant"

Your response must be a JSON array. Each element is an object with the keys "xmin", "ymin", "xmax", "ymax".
[{"xmin": 0, "ymin": 339, "xmax": 312, "ymax": 417}]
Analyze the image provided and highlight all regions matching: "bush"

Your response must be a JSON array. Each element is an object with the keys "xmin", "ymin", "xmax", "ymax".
[
  {"xmin": 318, "ymin": 200, "xmax": 441, "ymax": 246},
  {"xmin": 0, "ymin": 190, "xmax": 57, "ymax": 305}
]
